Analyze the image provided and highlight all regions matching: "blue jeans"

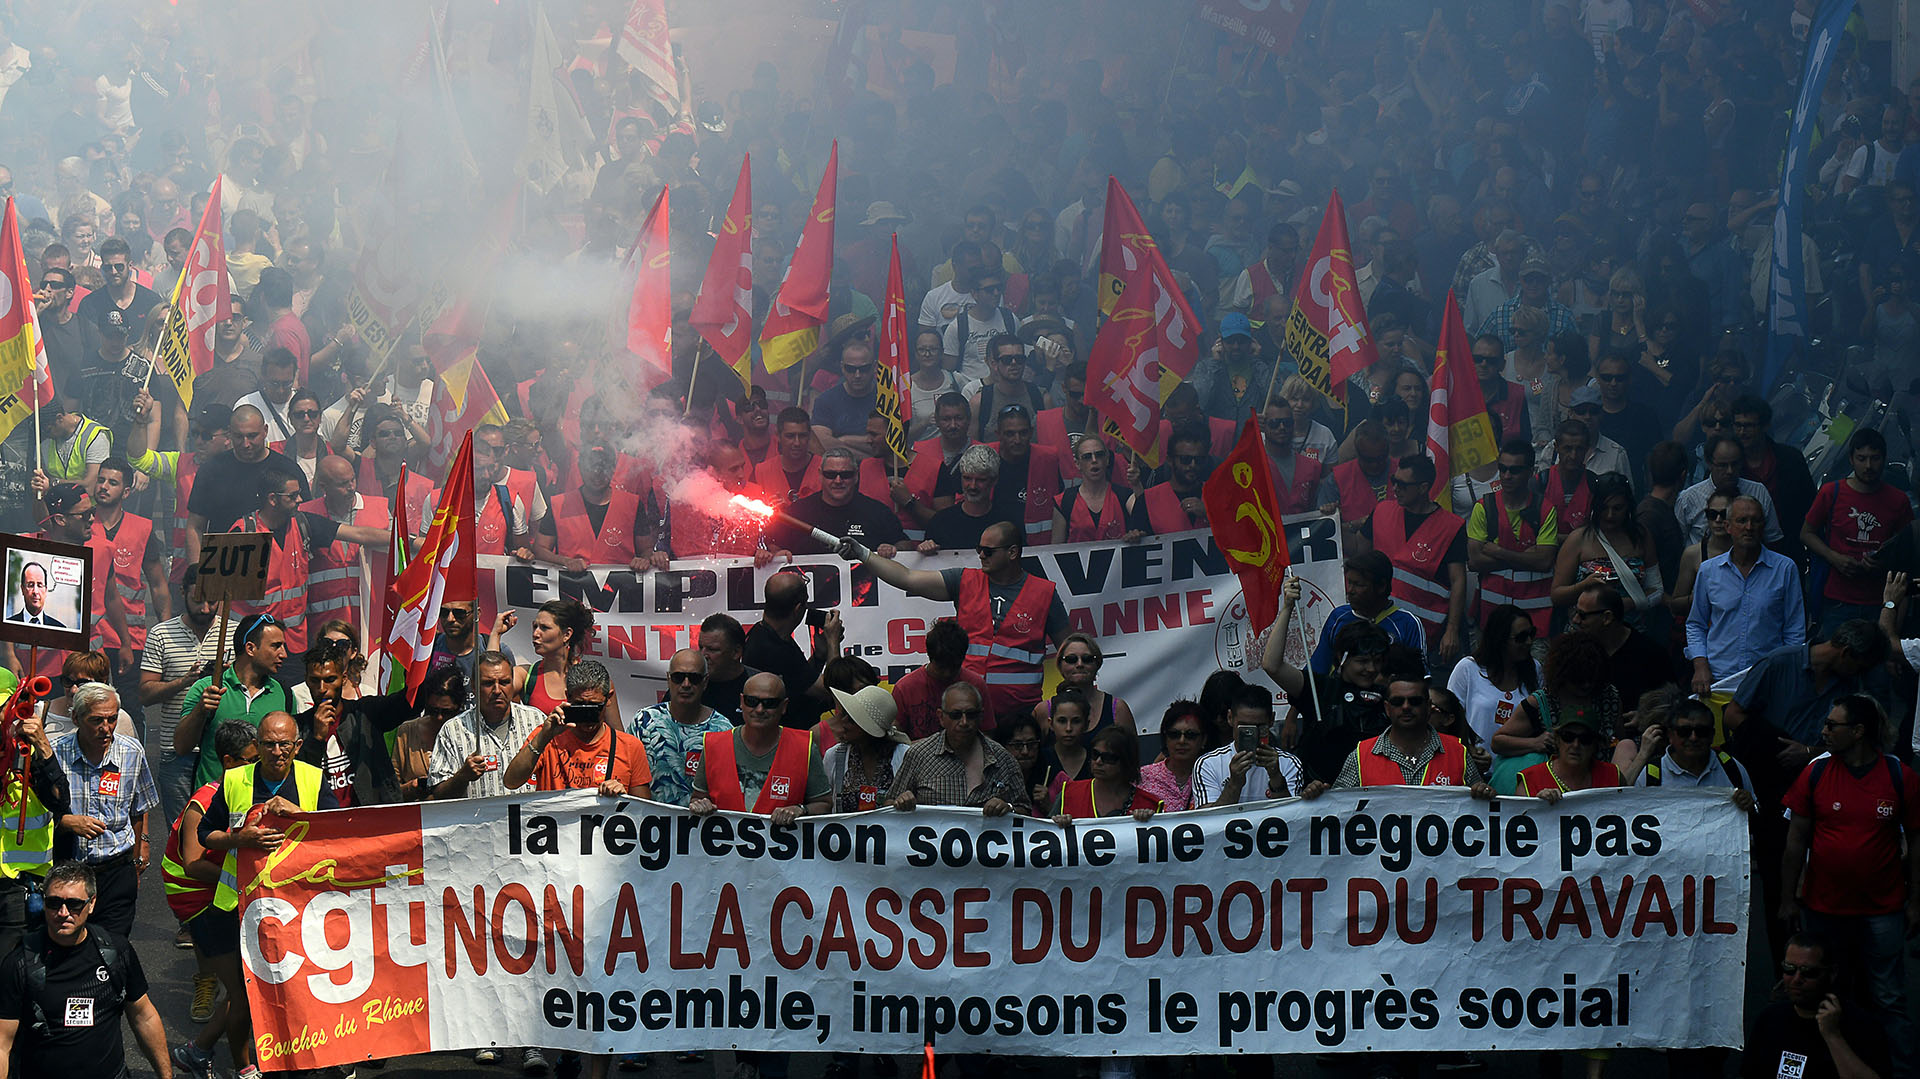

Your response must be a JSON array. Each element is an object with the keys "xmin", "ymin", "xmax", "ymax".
[
  {"xmin": 1802, "ymin": 908, "xmax": 1913, "ymax": 1079},
  {"xmin": 1817, "ymin": 601, "xmax": 1880, "ymax": 639}
]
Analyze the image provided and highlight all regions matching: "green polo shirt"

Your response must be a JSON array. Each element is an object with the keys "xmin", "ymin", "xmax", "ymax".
[{"xmin": 180, "ymin": 669, "xmax": 294, "ymax": 785}]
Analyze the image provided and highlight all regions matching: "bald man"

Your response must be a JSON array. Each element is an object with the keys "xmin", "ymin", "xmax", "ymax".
[
  {"xmin": 185, "ymin": 405, "xmax": 308, "ymax": 571},
  {"xmin": 301, "ymin": 455, "xmax": 392, "ymax": 631}
]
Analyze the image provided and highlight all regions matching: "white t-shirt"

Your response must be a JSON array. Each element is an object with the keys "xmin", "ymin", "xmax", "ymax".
[
  {"xmin": 1191, "ymin": 743, "xmax": 1308, "ymax": 805},
  {"xmin": 1445, "ymin": 657, "xmax": 1538, "ymax": 746},
  {"xmin": 919, "ymin": 281, "xmax": 971, "ymax": 331},
  {"xmin": 942, "ymin": 305, "xmax": 1020, "ymax": 385},
  {"xmin": 1844, "ymin": 140, "xmax": 1901, "ymax": 188}
]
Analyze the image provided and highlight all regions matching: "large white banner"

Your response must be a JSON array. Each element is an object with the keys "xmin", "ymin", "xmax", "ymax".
[
  {"xmin": 485, "ymin": 520, "xmax": 1347, "ymax": 713},
  {"xmin": 239, "ymin": 789, "xmax": 1750, "ymax": 1071}
]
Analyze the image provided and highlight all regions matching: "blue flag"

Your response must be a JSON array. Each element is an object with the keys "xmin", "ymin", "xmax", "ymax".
[{"xmin": 1765, "ymin": 0, "xmax": 1858, "ymax": 391}]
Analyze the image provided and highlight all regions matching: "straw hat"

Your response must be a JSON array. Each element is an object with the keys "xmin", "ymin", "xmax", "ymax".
[{"xmin": 832, "ymin": 685, "xmax": 910, "ymax": 743}]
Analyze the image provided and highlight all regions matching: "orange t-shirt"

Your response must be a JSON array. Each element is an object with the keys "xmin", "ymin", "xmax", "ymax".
[{"xmin": 527, "ymin": 725, "xmax": 653, "ymax": 792}]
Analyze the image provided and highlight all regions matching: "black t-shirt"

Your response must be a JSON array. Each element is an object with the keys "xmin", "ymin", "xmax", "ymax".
[
  {"xmin": 38, "ymin": 313, "xmax": 88, "ymax": 380},
  {"xmin": 1290, "ymin": 677, "xmax": 1387, "ymax": 782},
  {"xmin": 190, "ymin": 357, "xmax": 261, "ymax": 416},
  {"xmin": 186, "ymin": 450, "xmax": 311, "ymax": 538},
  {"xmin": 0, "ymin": 930, "xmax": 149, "ymax": 1078},
  {"xmin": 75, "ymin": 283, "xmax": 163, "ymax": 338},
  {"xmin": 1741, "ymin": 998, "xmax": 1889, "ymax": 1079},
  {"xmin": 779, "ymin": 492, "xmax": 908, "ymax": 553},
  {"xmin": 1604, "ymin": 629, "xmax": 1680, "ymax": 715},
  {"xmin": 701, "ymin": 666, "xmax": 761, "ymax": 725},
  {"xmin": 743, "ymin": 622, "xmax": 822, "ymax": 729},
  {"xmin": 1598, "ymin": 406, "xmax": 1666, "ymax": 478},
  {"xmin": 925, "ymin": 507, "xmax": 1001, "ymax": 552}
]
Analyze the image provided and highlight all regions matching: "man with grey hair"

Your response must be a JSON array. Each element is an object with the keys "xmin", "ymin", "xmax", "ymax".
[
  {"xmin": 924, "ymin": 444, "xmax": 1006, "ymax": 551},
  {"xmin": 505, "ymin": 660, "xmax": 652, "ymax": 797},
  {"xmin": 631, "ymin": 649, "xmax": 732, "ymax": 807},
  {"xmin": 778, "ymin": 447, "xmax": 908, "ymax": 556},
  {"xmin": 430, "ymin": 652, "xmax": 544, "ymax": 800},
  {"xmin": 51, "ymin": 683, "xmax": 157, "ymax": 938}
]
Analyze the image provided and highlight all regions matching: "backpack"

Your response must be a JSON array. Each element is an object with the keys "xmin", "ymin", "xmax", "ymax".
[{"xmin": 21, "ymin": 928, "xmax": 126, "ymax": 1037}]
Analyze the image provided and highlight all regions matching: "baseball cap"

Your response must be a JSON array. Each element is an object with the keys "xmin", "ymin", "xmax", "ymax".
[
  {"xmin": 44, "ymin": 483, "xmax": 88, "ymax": 515},
  {"xmin": 1520, "ymin": 254, "xmax": 1551, "ymax": 279},
  {"xmin": 1220, "ymin": 312, "xmax": 1254, "ymax": 341},
  {"xmin": 1570, "ymin": 385, "xmax": 1603, "ymax": 409}
]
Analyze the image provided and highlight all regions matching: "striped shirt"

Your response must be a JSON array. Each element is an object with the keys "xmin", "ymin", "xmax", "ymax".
[
  {"xmin": 427, "ymin": 703, "xmax": 545, "ymax": 799},
  {"xmin": 139, "ymin": 615, "xmax": 222, "ymax": 765},
  {"xmin": 52, "ymin": 732, "xmax": 159, "ymax": 862}
]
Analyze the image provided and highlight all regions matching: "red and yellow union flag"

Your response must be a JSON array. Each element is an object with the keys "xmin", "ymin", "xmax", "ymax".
[
  {"xmin": 874, "ymin": 235, "xmax": 913, "ymax": 459},
  {"xmin": 1285, "ymin": 189, "xmax": 1377, "ymax": 406},
  {"xmin": 1201, "ymin": 413, "xmax": 1291, "ymax": 631}
]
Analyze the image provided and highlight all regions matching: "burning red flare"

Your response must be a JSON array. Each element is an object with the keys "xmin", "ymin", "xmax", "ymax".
[{"xmin": 730, "ymin": 494, "xmax": 776, "ymax": 518}]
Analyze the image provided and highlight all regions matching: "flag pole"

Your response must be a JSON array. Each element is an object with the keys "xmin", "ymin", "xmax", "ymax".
[
  {"xmin": 683, "ymin": 341, "xmax": 704, "ymax": 418},
  {"xmin": 1287, "ymin": 565, "xmax": 1320, "ymax": 715},
  {"xmin": 137, "ymin": 305, "xmax": 170, "ymax": 392},
  {"xmin": 1260, "ymin": 349, "xmax": 1286, "ymax": 412}
]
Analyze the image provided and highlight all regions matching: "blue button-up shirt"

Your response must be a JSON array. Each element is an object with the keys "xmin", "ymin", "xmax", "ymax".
[
  {"xmin": 52, "ymin": 732, "xmax": 159, "ymax": 863},
  {"xmin": 1684, "ymin": 548, "xmax": 1806, "ymax": 682}
]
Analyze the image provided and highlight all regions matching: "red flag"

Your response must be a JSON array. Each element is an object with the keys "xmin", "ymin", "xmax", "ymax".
[
  {"xmin": 1201, "ymin": 413, "xmax": 1290, "ymax": 632},
  {"xmin": 175, "ymin": 177, "xmax": 229, "ymax": 385},
  {"xmin": 1094, "ymin": 178, "xmax": 1202, "ymax": 382},
  {"xmin": 386, "ymin": 433, "xmax": 475, "ymax": 702},
  {"xmin": 760, "ymin": 143, "xmax": 838, "ymax": 373},
  {"xmin": 1425, "ymin": 292, "xmax": 1498, "ymax": 499},
  {"xmin": 691, "ymin": 156, "xmax": 753, "ymax": 383},
  {"xmin": 618, "ymin": 0, "xmax": 681, "ymax": 122},
  {"xmin": 920, "ymin": 1042, "xmax": 935, "ymax": 1079},
  {"xmin": 874, "ymin": 235, "xmax": 912, "ymax": 459},
  {"xmin": 626, "ymin": 186, "xmax": 673, "ymax": 387},
  {"xmin": 1283, "ymin": 190, "xmax": 1377, "ymax": 404},
  {"xmin": 1085, "ymin": 259, "xmax": 1167, "ymax": 463},
  {"xmin": 0, "ymin": 200, "xmax": 51, "ymax": 441}
]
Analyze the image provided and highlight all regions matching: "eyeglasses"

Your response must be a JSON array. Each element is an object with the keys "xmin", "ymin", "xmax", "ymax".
[
  {"xmin": 1472, "ymin": 354, "xmax": 1501, "ymax": 365},
  {"xmin": 1594, "ymin": 373, "xmax": 1628, "ymax": 383},
  {"xmin": 45, "ymin": 896, "xmax": 89, "ymax": 914},
  {"xmin": 1391, "ymin": 478, "xmax": 1425, "ymax": 489},
  {"xmin": 421, "ymin": 705, "xmax": 461, "ymax": 720},
  {"xmin": 993, "ymin": 353, "xmax": 1026, "ymax": 365},
  {"xmin": 1262, "ymin": 416, "xmax": 1289, "ymax": 428},
  {"xmin": 1510, "ymin": 630, "xmax": 1537, "ymax": 643},
  {"xmin": 1672, "ymin": 725, "xmax": 1714, "ymax": 740},
  {"xmin": 1004, "ymin": 737, "xmax": 1039, "ymax": 750},
  {"xmin": 1059, "ymin": 654, "xmax": 1097, "ymax": 666},
  {"xmin": 441, "ymin": 607, "xmax": 473, "ymax": 620},
  {"xmin": 1780, "ymin": 963, "xmax": 1826, "ymax": 977},
  {"xmin": 260, "ymin": 739, "xmax": 300, "ymax": 752},
  {"xmin": 1568, "ymin": 607, "xmax": 1606, "ymax": 622},
  {"xmin": 1703, "ymin": 508, "xmax": 1729, "ymax": 520},
  {"xmin": 974, "ymin": 282, "xmax": 1004, "ymax": 293},
  {"xmin": 820, "ymin": 470, "xmax": 857, "ymax": 480},
  {"xmin": 943, "ymin": 708, "xmax": 984, "ymax": 720},
  {"xmin": 743, "ymin": 694, "xmax": 786, "ymax": 709},
  {"xmin": 976, "ymin": 544, "xmax": 1012, "ymax": 557},
  {"xmin": 1076, "ymin": 451, "xmax": 1107, "ymax": 461},
  {"xmin": 1166, "ymin": 728, "xmax": 1205, "ymax": 741},
  {"xmin": 1089, "ymin": 750, "xmax": 1123, "ymax": 764},
  {"xmin": 1172, "ymin": 453, "xmax": 1205, "ymax": 465},
  {"xmin": 668, "ymin": 671, "xmax": 705, "ymax": 685}
]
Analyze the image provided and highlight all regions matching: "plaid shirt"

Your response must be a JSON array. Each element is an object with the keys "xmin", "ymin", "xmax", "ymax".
[
  {"xmin": 887, "ymin": 731, "xmax": 1032, "ymax": 813},
  {"xmin": 1477, "ymin": 297, "xmax": 1578, "ymax": 350},
  {"xmin": 1333, "ymin": 729, "xmax": 1487, "ymax": 789},
  {"xmin": 52, "ymin": 732, "xmax": 159, "ymax": 862}
]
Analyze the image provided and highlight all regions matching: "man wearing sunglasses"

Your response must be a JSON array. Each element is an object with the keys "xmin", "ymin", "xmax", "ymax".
[
  {"xmin": 0, "ymin": 862, "xmax": 175, "ymax": 1079},
  {"xmin": 843, "ymin": 518, "xmax": 1069, "ymax": 720},
  {"xmin": 1635, "ymin": 696, "xmax": 1755, "ymax": 808},
  {"xmin": 1467, "ymin": 436, "xmax": 1558, "ymax": 638},
  {"xmin": 778, "ymin": 448, "xmax": 905, "ymax": 557},
  {"xmin": 1357, "ymin": 454, "xmax": 1468, "ymax": 665},
  {"xmin": 34, "ymin": 268, "xmax": 85, "ymax": 373},
  {"xmin": 968, "ymin": 336, "xmax": 1045, "ymax": 442},
  {"xmin": 811, "ymin": 338, "xmax": 881, "ymax": 454},
  {"xmin": 73, "ymin": 236, "xmax": 160, "ymax": 344},
  {"xmin": 632, "ymin": 649, "xmax": 731, "ymax": 807},
  {"xmin": 1570, "ymin": 583, "xmax": 1682, "ymax": 723},
  {"xmin": 942, "ymin": 262, "xmax": 1020, "ymax": 385}
]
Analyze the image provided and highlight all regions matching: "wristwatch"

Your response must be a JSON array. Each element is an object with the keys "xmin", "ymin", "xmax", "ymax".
[{"xmin": 1886, "ymin": 600, "xmax": 1899, "ymax": 610}]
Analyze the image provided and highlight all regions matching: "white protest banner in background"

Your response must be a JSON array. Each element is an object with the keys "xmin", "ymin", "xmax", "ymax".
[
  {"xmin": 238, "ymin": 788, "xmax": 1749, "ymax": 1071},
  {"xmin": 485, "ymin": 519, "xmax": 1344, "ymax": 711}
]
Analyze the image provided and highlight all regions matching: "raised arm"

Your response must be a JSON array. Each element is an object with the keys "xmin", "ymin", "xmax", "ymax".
[{"xmin": 839, "ymin": 540, "xmax": 951, "ymax": 600}]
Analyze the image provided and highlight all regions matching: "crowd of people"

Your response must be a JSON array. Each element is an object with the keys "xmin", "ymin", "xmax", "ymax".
[{"xmin": 0, "ymin": 0, "xmax": 1913, "ymax": 1077}]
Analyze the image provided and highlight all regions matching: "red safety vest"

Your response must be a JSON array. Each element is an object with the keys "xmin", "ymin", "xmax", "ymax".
[
  {"xmin": 551, "ymin": 489, "xmax": 641, "ymax": 563},
  {"xmin": 990, "ymin": 443, "xmax": 1065, "ymax": 544},
  {"xmin": 1270, "ymin": 452, "xmax": 1323, "ymax": 515},
  {"xmin": 954, "ymin": 568, "xmax": 1054, "ymax": 716},
  {"xmin": 1475, "ymin": 489, "xmax": 1553, "ymax": 635},
  {"xmin": 753, "ymin": 454, "xmax": 822, "ymax": 504},
  {"xmin": 1247, "ymin": 259, "xmax": 1285, "ymax": 314},
  {"xmin": 1055, "ymin": 779, "xmax": 1160, "ymax": 818},
  {"xmin": 1542, "ymin": 467, "xmax": 1593, "ymax": 533},
  {"xmin": 702, "ymin": 728, "xmax": 813, "ymax": 812},
  {"xmin": 858, "ymin": 457, "xmax": 921, "ymax": 537},
  {"xmin": 1517, "ymin": 759, "xmax": 1622, "ymax": 795},
  {"xmin": 299, "ymin": 494, "xmax": 391, "ymax": 631},
  {"xmin": 1369, "ymin": 500, "xmax": 1464, "ymax": 640},
  {"xmin": 163, "ymin": 783, "xmax": 219, "ymax": 922},
  {"xmin": 904, "ymin": 437, "xmax": 965, "ymax": 505},
  {"xmin": 1062, "ymin": 486, "xmax": 1131, "ymax": 543},
  {"xmin": 233, "ymin": 512, "xmax": 310, "ymax": 653},
  {"xmin": 1355, "ymin": 734, "xmax": 1469, "ymax": 786},
  {"xmin": 358, "ymin": 455, "xmax": 433, "ymax": 528},
  {"xmin": 1333, "ymin": 460, "xmax": 1387, "ymax": 524},
  {"xmin": 1143, "ymin": 483, "xmax": 1203, "ymax": 534},
  {"xmin": 89, "ymin": 511, "xmax": 153, "ymax": 651},
  {"xmin": 476, "ymin": 469, "xmax": 540, "ymax": 555},
  {"xmin": 1154, "ymin": 416, "xmax": 1238, "ymax": 463}
]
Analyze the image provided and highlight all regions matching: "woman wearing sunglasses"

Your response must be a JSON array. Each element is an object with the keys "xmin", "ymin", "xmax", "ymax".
[
  {"xmin": 1513, "ymin": 701, "xmax": 1622, "ymax": 799},
  {"xmin": 1491, "ymin": 633, "xmax": 1621, "ymax": 795},
  {"xmin": 1049, "ymin": 726, "xmax": 1160, "ymax": 825},
  {"xmin": 1051, "ymin": 435, "xmax": 1143, "ymax": 545},
  {"xmin": 1668, "ymin": 489, "xmax": 1736, "ymax": 621},
  {"xmin": 1137, "ymin": 701, "xmax": 1209, "ymax": 812},
  {"xmin": 1033, "ymin": 632, "xmax": 1136, "ymax": 735}
]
